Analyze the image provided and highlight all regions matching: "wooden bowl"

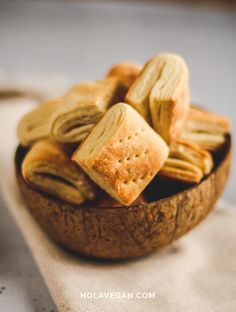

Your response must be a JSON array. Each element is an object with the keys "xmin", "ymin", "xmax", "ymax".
[{"xmin": 15, "ymin": 136, "xmax": 232, "ymax": 259}]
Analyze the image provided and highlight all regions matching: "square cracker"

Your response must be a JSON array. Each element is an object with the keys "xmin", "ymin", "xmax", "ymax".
[{"xmin": 72, "ymin": 103, "xmax": 169, "ymax": 205}]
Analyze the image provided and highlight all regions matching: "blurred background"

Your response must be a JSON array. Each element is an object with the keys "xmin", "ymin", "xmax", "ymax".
[{"xmin": 0, "ymin": 1, "xmax": 235, "ymax": 311}]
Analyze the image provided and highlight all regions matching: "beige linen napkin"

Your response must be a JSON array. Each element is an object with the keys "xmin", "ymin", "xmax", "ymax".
[{"xmin": 0, "ymin": 96, "xmax": 236, "ymax": 312}]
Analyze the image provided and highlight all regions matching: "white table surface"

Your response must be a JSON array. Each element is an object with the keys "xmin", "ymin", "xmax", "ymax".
[{"xmin": 0, "ymin": 1, "xmax": 235, "ymax": 311}]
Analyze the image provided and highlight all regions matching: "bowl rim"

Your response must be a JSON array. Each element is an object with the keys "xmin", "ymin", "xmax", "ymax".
[{"xmin": 15, "ymin": 135, "xmax": 231, "ymax": 211}]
